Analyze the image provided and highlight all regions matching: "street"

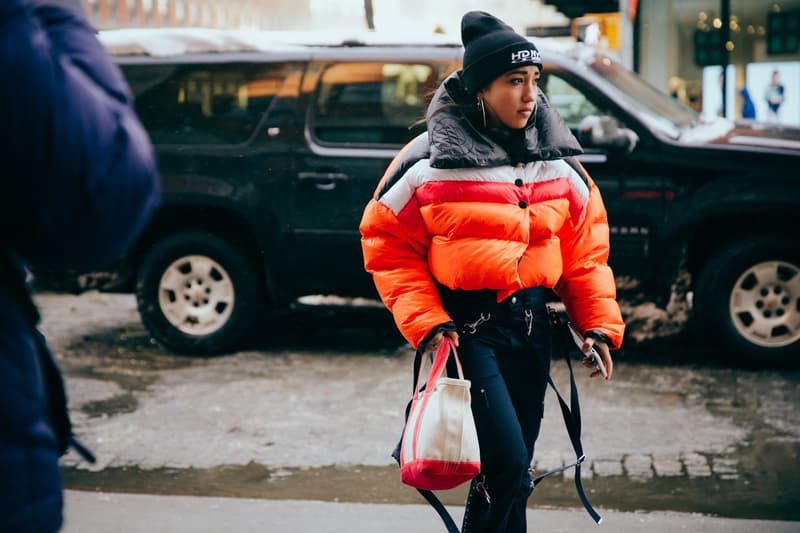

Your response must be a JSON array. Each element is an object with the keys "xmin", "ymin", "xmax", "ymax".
[{"xmin": 38, "ymin": 291, "xmax": 800, "ymax": 523}]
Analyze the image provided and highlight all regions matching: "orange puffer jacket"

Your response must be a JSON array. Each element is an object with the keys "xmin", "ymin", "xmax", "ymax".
[{"xmin": 360, "ymin": 72, "xmax": 624, "ymax": 351}]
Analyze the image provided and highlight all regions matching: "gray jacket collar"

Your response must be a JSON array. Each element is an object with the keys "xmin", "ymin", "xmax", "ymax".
[{"xmin": 426, "ymin": 71, "xmax": 583, "ymax": 169}]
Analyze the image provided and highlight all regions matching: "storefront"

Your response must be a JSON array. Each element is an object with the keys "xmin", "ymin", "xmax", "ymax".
[{"xmin": 638, "ymin": 0, "xmax": 800, "ymax": 125}]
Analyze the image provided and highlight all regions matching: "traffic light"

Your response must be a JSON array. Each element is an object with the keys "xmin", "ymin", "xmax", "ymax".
[
  {"xmin": 694, "ymin": 29, "xmax": 724, "ymax": 66},
  {"xmin": 767, "ymin": 10, "xmax": 799, "ymax": 55}
]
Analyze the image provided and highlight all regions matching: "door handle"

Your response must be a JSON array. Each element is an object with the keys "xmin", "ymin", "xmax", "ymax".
[
  {"xmin": 577, "ymin": 153, "xmax": 607, "ymax": 164},
  {"xmin": 297, "ymin": 172, "xmax": 349, "ymax": 191},
  {"xmin": 297, "ymin": 172, "xmax": 349, "ymax": 181}
]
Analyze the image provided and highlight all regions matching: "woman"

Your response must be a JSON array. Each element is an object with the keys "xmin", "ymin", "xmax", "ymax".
[
  {"xmin": 765, "ymin": 69, "xmax": 784, "ymax": 122},
  {"xmin": 360, "ymin": 11, "xmax": 624, "ymax": 533}
]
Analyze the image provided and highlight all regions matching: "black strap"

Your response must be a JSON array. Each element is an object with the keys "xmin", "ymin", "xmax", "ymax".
[
  {"xmin": 68, "ymin": 435, "xmax": 96, "ymax": 463},
  {"xmin": 417, "ymin": 489, "xmax": 459, "ymax": 533},
  {"xmin": 531, "ymin": 307, "xmax": 602, "ymax": 524},
  {"xmin": 33, "ymin": 329, "xmax": 97, "ymax": 464}
]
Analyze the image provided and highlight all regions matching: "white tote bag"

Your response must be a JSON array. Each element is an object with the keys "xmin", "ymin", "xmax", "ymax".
[{"xmin": 399, "ymin": 337, "xmax": 480, "ymax": 491}]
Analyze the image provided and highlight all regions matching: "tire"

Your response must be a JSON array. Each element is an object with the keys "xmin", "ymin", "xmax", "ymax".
[
  {"xmin": 694, "ymin": 238, "xmax": 800, "ymax": 366},
  {"xmin": 135, "ymin": 231, "xmax": 262, "ymax": 355}
]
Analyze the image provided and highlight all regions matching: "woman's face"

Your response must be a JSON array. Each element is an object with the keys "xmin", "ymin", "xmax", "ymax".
[{"xmin": 478, "ymin": 65, "xmax": 540, "ymax": 130}]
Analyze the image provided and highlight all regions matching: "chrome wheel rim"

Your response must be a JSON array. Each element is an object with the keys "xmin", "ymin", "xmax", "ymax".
[
  {"xmin": 158, "ymin": 255, "xmax": 235, "ymax": 336},
  {"xmin": 729, "ymin": 260, "xmax": 800, "ymax": 348}
]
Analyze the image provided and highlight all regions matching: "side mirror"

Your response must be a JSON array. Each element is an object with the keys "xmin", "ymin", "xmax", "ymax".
[{"xmin": 577, "ymin": 115, "xmax": 638, "ymax": 153}]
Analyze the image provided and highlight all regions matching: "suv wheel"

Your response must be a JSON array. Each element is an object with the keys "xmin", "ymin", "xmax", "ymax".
[
  {"xmin": 694, "ymin": 238, "xmax": 800, "ymax": 365},
  {"xmin": 136, "ymin": 231, "xmax": 261, "ymax": 354}
]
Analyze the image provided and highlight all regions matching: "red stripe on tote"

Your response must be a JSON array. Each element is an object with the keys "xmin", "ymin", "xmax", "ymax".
[{"xmin": 401, "ymin": 460, "xmax": 481, "ymax": 491}]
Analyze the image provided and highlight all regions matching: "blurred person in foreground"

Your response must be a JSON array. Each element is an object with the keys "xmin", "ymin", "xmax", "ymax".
[
  {"xmin": 360, "ymin": 11, "xmax": 624, "ymax": 532},
  {"xmin": 0, "ymin": 0, "xmax": 160, "ymax": 530}
]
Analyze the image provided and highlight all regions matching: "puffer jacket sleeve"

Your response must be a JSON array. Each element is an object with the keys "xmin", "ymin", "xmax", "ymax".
[
  {"xmin": 359, "ymin": 174, "xmax": 452, "ymax": 350},
  {"xmin": 554, "ymin": 162, "xmax": 624, "ymax": 348}
]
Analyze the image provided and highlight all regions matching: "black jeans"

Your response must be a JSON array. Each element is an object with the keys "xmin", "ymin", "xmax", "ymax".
[{"xmin": 456, "ymin": 288, "xmax": 552, "ymax": 533}]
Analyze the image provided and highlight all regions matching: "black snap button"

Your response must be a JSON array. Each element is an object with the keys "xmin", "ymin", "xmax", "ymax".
[
  {"xmin": 518, "ymin": 200, "xmax": 527, "ymax": 208},
  {"xmin": 515, "ymin": 178, "xmax": 523, "ymax": 187}
]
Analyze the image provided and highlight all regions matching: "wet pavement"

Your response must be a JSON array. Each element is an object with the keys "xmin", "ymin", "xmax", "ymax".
[{"xmin": 36, "ymin": 291, "xmax": 800, "ymax": 522}]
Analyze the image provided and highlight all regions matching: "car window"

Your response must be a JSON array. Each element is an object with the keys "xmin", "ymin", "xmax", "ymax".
[
  {"xmin": 121, "ymin": 62, "xmax": 302, "ymax": 145},
  {"xmin": 311, "ymin": 62, "xmax": 435, "ymax": 147},
  {"xmin": 588, "ymin": 57, "xmax": 699, "ymax": 139},
  {"xmin": 541, "ymin": 73, "xmax": 601, "ymax": 131}
]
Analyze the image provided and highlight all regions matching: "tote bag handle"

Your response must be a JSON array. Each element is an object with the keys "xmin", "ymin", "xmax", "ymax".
[{"xmin": 412, "ymin": 337, "xmax": 464, "ymax": 401}]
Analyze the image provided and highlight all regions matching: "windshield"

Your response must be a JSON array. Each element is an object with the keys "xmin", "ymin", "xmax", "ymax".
[{"xmin": 588, "ymin": 56, "xmax": 699, "ymax": 140}]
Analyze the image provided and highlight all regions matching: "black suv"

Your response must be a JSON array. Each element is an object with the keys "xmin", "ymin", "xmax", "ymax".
[{"xmin": 82, "ymin": 29, "xmax": 798, "ymax": 363}]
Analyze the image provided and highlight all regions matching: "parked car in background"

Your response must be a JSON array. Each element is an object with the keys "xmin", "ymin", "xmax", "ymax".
[{"xmin": 46, "ymin": 29, "xmax": 797, "ymax": 364}]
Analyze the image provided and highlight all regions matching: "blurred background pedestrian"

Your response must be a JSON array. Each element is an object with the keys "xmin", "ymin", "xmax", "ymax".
[
  {"xmin": 740, "ymin": 87, "xmax": 756, "ymax": 120},
  {"xmin": 765, "ymin": 69, "xmax": 785, "ymax": 122}
]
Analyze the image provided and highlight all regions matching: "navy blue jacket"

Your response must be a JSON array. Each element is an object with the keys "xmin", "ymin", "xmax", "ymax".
[{"xmin": 0, "ymin": 1, "xmax": 160, "ymax": 530}]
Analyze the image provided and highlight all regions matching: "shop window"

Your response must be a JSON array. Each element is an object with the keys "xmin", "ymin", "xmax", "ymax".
[
  {"xmin": 311, "ymin": 62, "xmax": 434, "ymax": 146},
  {"xmin": 142, "ymin": 0, "xmax": 157, "ymax": 26},
  {"xmin": 188, "ymin": 3, "xmax": 198, "ymax": 25},
  {"xmin": 86, "ymin": 0, "xmax": 98, "ymax": 18},
  {"xmin": 174, "ymin": 0, "xmax": 184, "ymax": 24},
  {"xmin": 107, "ymin": 0, "xmax": 118, "ymax": 24}
]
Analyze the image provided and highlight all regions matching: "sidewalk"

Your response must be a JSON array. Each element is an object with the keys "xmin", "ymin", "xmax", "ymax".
[{"xmin": 64, "ymin": 490, "xmax": 799, "ymax": 533}]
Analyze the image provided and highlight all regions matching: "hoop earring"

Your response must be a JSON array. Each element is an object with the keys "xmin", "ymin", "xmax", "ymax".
[{"xmin": 477, "ymin": 98, "xmax": 487, "ymax": 128}]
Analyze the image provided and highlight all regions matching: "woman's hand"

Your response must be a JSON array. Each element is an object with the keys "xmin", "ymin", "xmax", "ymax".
[
  {"xmin": 580, "ymin": 337, "xmax": 613, "ymax": 380},
  {"xmin": 423, "ymin": 329, "xmax": 460, "ymax": 354}
]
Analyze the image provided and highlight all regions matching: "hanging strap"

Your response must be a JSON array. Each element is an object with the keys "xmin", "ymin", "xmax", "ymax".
[
  {"xmin": 417, "ymin": 488, "xmax": 460, "ymax": 533},
  {"xmin": 530, "ymin": 306, "xmax": 602, "ymax": 524}
]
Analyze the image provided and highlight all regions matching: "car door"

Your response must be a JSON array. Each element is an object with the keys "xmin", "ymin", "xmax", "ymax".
[{"xmin": 289, "ymin": 59, "xmax": 452, "ymax": 297}]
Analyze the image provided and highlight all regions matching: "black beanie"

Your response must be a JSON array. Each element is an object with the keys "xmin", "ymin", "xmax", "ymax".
[{"xmin": 461, "ymin": 11, "xmax": 542, "ymax": 96}]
